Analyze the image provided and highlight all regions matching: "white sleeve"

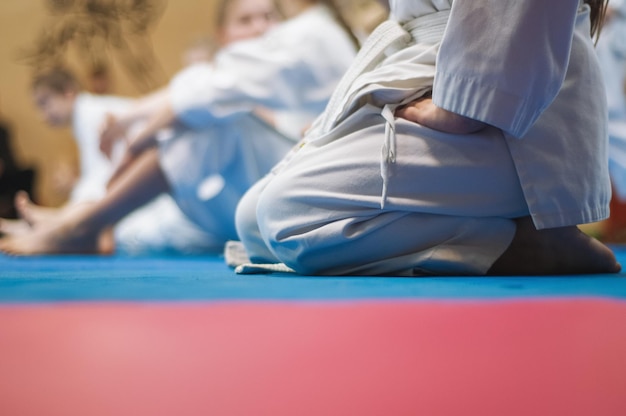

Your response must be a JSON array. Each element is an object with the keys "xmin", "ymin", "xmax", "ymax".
[
  {"xmin": 432, "ymin": 0, "xmax": 580, "ymax": 138},
  {"xmin": 168, "ymin": 9, "xmax": 355, "ymax": 131},
  {"xmin": 168, "ymin": 62, "xmax": 221, "ymax": 129},
  {"xmin": 169, "ymin": 37, "xmax": 306, "ymax": 130}
]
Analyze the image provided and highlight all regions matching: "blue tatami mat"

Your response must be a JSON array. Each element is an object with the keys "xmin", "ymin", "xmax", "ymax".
[{"xmin": 1, "ymin": 247, "xmax": 625, "ymax": 303}]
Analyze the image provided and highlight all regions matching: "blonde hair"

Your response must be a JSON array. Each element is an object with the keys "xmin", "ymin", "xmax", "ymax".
[{"xmin": 31, "ymin": 67, "xmax": 80, "ymax": 94}]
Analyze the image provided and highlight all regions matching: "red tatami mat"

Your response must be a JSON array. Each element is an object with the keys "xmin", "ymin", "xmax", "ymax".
[{"xmin": 1, "ymin": 299, "xmax": 625, "ymax": 416}]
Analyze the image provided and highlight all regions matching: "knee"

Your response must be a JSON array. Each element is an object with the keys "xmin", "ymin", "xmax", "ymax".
[
  {"xmin": 255, "ymin": 178, "xmax": 339, "ymax": 275},
  {"xmin": 234, "ymin": 186, "xmax": 259, "ymax": 243},
  {"xmin": 235, "ymin": 179, "xmax": 280, "ymax": 263}
]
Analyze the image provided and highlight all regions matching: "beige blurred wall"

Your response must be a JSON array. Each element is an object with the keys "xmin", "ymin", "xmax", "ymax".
[{"xmin": 0, "ymin": 0, "xmax": 218, "ymax": 206}]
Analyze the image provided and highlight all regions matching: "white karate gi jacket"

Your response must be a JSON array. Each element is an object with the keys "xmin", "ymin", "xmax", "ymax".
[{"xmin": 597, "ymin": 0, "xmax": 626, "ymax": 199}]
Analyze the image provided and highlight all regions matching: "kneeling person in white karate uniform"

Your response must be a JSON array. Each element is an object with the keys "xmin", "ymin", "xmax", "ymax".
[{"xmin": 236, "ymin": 0, "xmax": 621, "ymax": 276}]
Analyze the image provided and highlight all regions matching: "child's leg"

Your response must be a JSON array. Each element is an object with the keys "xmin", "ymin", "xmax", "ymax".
[
  {"xmin": 259, "ymin": 170, "xmax": 621, "ymax": 276},
  {"xmin": 0, "ymin": 148, "xmax": 169, "ymax": 255},
  {"xmin": 13, "ymin": 191, "xmax": 108, "ymax": 233},
  {"xmin": 0, "ymin": 218, "xmax": 31, "ymax": 237},
  {"xmin": 14, "ymin": 191, "xmax": 65, "ymax": 226},
  {"xmin": 253, "ymin": 112, "xmax": 621, "ymax": 276},
  {"xmin": 0, "ymin": 192, "xmax": 74, "ymax": 237},
  {"xmin": 255, "ymin": 119, "xmax": 525, "ymax": 275}
]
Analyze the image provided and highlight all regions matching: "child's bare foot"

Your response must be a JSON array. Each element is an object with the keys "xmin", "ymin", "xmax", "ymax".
[
  {"xmin": 0, "ymin": 207, "xmax": 111, "ymax": 256},
  {"xmin": 0, "ymin": 218, "xmax": 31, "ymax": 237},
  {"xmin": 488, "ymin": 216, "xmax": 621, "ymax": 275},
  {"xmin": 14, "ymin": 191, "xmax": 61, "ymax": 226},
  {"xmin": 0, "ymin": 225, "xmax": 107, "ymax": 256},
  {"xmin": 98, "ymin": 228, "xmax": 116, "ymax": 255}
]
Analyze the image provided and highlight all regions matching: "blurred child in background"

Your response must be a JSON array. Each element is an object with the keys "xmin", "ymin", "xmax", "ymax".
[
  {"xmin": 596, "ymin": 0, "xmax": 626, "ymax": 242},
  {"xmin": 0, "ymin": 0, "xmax": 282, "ymax": 254},
  {"xmin": 0, "ymin": 0, "xmax": 359, "ymax": 255}
]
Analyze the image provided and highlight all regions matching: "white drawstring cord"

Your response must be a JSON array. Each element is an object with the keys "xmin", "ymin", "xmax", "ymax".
[
  {"xmin": 380, "ymin": 104, "xmax": 397, "ymax": 209},
  {"xmin": 311, "ymin": 10, "xmax": 451, "ymax": 209}
]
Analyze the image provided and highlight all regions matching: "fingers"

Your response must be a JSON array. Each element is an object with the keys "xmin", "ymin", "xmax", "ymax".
[
  {"xmin": 99, "ymin": 113, "xmax": 124, "ymax": 159},
  {"xmin": 15, "ymin": 191, "xmax": 39, "ymax": 226},
  {"xmin": 395, "ymin": 97, "xmax": 432, "ymax": 124},
  {"xmin": 394, "ymin": 105, "xmax": 420, "ymax": 122},
  {"xmin": 15, "ymin": 190, "xmax": 31, "ymax": 212},
  {"xmin": 98, "ymin": 114, "xmax": 113, "ymax": 158},
  {"xmin": 0, "ymin": 217, "xmax": 31, "ymax": 237}
]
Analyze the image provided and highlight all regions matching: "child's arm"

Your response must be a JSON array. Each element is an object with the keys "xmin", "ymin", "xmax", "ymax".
[
  {"xmin": 126, "ymin": 100, "xmax": 176, "ymax": 155},
  {"xmin": 106, "ymin": 101, "xmax": 176, "ymax": 187},
  {"xmin": 99, "ymin": 88, "xmax": 171, "ymax": 158},
  {"xmin": 395, "ymin": 97, "xmax": 487, "ymax": 134}
]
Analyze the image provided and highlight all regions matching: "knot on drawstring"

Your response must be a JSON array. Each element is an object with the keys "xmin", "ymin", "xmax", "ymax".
[
  {"xmin": 308, "ymin": 10, "xmax": 451, "ymax": 208},
  {"xmin": 380, "ymin": 104, "xmax": 397, "ymax": 209}
]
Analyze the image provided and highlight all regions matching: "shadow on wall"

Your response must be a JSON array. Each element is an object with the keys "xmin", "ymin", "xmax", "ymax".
[{"xmin": 0, "ymin": 119, "xmax": 36, "ymax": 219}]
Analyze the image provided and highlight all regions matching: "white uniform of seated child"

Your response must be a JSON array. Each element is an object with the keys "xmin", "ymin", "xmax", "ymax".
[{"xmin": 21, "ymin": 68, "xmax": 218, "ymax": 255}]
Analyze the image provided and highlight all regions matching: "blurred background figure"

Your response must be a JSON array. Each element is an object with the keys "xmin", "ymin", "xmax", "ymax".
[
  {"xmin": 0, "ymin": 0, "xmax": 284, "ymax": 255},
  {"xmin": 596, "ymin": 0, "xmax": 626, "ymax": 242},
  {"xmin": 0, "ymin": 0, "xmax": 389, "ymax": 215},
  {"xmin": 0, "ymin": 0, "xmax": 362, "ymax": 255},
  {"xmin": 182, "ymin": 36, "xmax": 218, "ymax": 67},
  {"xmin": 2, "ymin": 65, "xmax": 219, "ymax": 254},
  {"xmin": 87, "ymin": 62, "xmax": 115, "ymax": 95},
  {"xmin": 0, "ymin": 0, "xmax": 391, "ymax": 254},
  {"xmin": 91, "ymin": 0, "xmax": 355, "ymax": 253}
]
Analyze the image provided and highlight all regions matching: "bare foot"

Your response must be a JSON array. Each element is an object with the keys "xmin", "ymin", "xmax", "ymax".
[
  {"xmin": 15, "ymin": 191, "xmax": 61, "ymax": 226},
  {"xmin": 0, "ymin": 208, "xmax": 112, "ymax": 256},
  {"xmin": 99, "ymin": 228, "xmax": 116, "ymax": 255},
  {"xmin": 0, "ymin": 218, "xmax": 32, "ymax": 237},
  {"xmin": 488, "ymin": 217, "xmax": 621, "ymax": 275}
]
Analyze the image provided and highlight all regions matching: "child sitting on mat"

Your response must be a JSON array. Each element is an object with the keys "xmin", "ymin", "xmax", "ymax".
[
  {"xmin": 0, "ymin": 0, "xmax": 360, "ymax": 255},
  {"xmin": 0, "ymin": 0, "xmax": 282, "ymax": 254},
  {"xmin": 1, "ymin": 67, "xmax": 221, "ymax": 254}
]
